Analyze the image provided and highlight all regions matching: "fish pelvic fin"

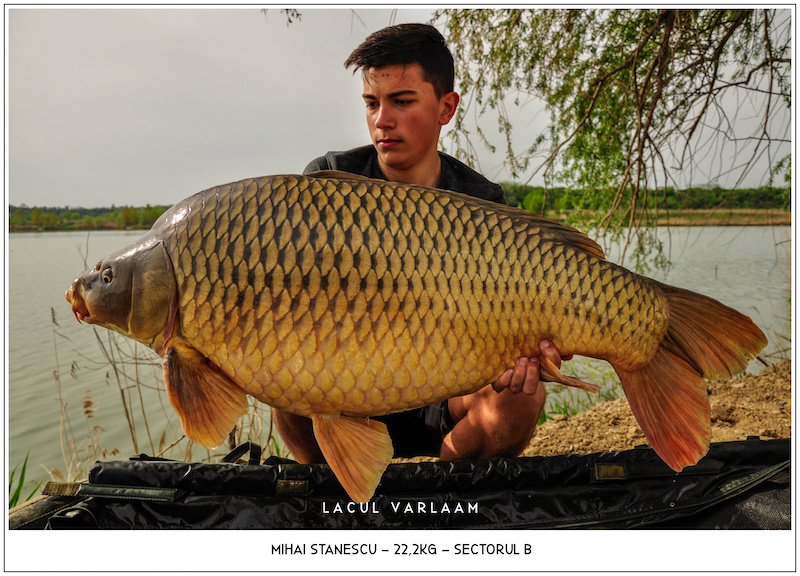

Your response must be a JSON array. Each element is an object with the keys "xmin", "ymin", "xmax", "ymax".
[
  {"xmin": 616, "ymin": 283, "xmax": 767, "ymax": 473},
  {"xmin": 162, "ymin": 342, "xmax": 249, "ymax": 449},
  {"xmin": 310, "ymin": 414, "xmax": 394, "ymax": 503}
]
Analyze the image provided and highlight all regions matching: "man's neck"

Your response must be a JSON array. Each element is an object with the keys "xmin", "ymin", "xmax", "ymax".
[{"xmin": 378, "ymin": 154, "xmax": 442, "ymax": 188}]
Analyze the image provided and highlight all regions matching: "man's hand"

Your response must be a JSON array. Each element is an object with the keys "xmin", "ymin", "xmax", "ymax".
[{"xmin": 492, "ymin": 340, "xmax": 573, "ymax": 395}]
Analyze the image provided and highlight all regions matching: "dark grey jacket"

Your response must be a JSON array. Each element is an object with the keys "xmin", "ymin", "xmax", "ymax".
[{"xmin": 303, "ymin": 145, "xmax": 506, "ymax": 205}]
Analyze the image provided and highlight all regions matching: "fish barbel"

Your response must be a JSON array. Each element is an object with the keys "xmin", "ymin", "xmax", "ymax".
[{"xmin": 65, "ymin": 171, "xmax": 767, "ymax": 502}]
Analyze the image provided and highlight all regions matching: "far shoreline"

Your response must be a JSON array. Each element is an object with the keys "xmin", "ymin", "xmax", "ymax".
[{"xmin": 8, "ymin": 208, "xmax": 791, "ymax": 233}]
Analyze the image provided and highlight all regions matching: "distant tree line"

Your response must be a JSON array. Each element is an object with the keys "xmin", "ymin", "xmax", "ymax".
[
  {"xmin": 7, "ymin": 183, "xmax": 788, "ymax": 232},
  {"xmin": 8, "ymin": 204, "xmax": 169, "ymax": 231},
  {"xmin": 501, "ymin": 184, "xmax": 789, "ymax": 214},
  {"xmin": 439, "ymin": 9, "xmax": 791, "ymax": 247}
]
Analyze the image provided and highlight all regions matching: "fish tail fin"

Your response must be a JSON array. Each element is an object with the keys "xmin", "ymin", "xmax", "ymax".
[
  {"xmin": 657, "ymin": 283, "xmax": 768, "ymax": 380},
  {"xmin": 616, "ymin": 284, "xmax": 767, "ymax": 472},
  {"xmin": 616, "ymin": 347, "xmax": 711, "ymax": 472}
]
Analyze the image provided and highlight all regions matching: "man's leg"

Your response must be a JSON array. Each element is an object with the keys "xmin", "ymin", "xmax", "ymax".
[
  {"xmin": 273, "ymin": 387, "xmax": 545, "ymax": 463},
  {"xmin": 270, "ymin": 409, "xmax": 325, "ymax": 463},
  {"xmin": 440, "ymin": 382, "xmax": 546, "ymax": 460}
]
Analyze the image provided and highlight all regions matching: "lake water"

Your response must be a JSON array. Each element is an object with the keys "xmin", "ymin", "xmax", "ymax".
[{"xmin": 7, "ymin": 226, "xmax": 791, "ymax": 486}]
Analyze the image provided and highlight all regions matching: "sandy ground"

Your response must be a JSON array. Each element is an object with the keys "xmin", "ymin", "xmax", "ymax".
[
  {"xmin": 396, "ymin": 358, "xmax": 791, "ymax": 463},
  {"xmin": 523, "ymin": 358, "xmax": 792, "ymax": 458}
]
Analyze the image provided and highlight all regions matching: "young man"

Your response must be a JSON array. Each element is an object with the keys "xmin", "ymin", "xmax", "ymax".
[{"xmin": 272, "ymin": 23, "xmax": 568, "ymax": 463}]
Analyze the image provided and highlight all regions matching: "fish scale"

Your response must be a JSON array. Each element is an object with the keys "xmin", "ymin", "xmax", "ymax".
[
  {"xmin": 167, "ymin": 175, "xmax": 650, "ymax": 417},
  {"xmin": 66, "ymin": 171, "xmax": 767, "ymax": 502}
]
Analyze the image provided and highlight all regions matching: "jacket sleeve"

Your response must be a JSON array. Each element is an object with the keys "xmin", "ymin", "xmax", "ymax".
[
  {"xmin": 485, "ymin": 183, "xmax": 507, "ymax": 206},
  {"xmin": 302, "ymin": 155, "xmax": 331, "ymax": 175}
]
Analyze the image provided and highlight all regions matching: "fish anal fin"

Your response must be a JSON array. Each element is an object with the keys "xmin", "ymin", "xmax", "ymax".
[
  {"xmin": 617, "ymin": 347, "xmax": 711, "ymax": 472},
  {"xmin": 163, "ymin": 342, "xmax": 249, "ymax": 449},
  {"xmin": 311, "ymin": 414, "xmax": 394, "ymax": 503},
  {"xmin": 540, "ymin": 355, "xmax": 601, "ymax": 393}
]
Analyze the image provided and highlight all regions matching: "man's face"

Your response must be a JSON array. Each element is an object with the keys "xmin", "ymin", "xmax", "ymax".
[{"xmin": 362, "ymin": 63, "xmax": 458, "ymax": 175}]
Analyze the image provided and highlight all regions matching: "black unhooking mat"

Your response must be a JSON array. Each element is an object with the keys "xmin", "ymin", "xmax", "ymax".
[{"xmin": 10, "ymin": 437, "xmax": 790, "ymax": 530}]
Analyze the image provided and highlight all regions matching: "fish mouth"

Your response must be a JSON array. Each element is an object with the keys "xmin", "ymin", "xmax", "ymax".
[{"xmin": 65, "ymin": 283, "xmax": 92, "ymax": 324}]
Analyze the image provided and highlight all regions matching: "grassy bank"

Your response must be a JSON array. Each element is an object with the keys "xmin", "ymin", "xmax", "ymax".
[
  {"xmin": 536, "ymin": 208, "xmax": 790, "ymax": 227},
  {"xmin": 645, "ymin": 208, "xmax": 791, "ymax": 226}
]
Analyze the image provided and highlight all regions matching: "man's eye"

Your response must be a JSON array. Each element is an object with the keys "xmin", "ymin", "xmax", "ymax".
[{"xmin": 102, "ymin": 268, "xmax": 113, "ymax": 283}]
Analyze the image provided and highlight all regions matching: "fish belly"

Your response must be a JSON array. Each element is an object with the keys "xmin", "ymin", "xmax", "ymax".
[{"xmin": 164, "ymin": 175, "xmax": 667, "ymax": 418}]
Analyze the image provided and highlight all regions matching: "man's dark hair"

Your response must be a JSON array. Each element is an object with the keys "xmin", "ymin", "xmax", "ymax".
[{"xmin": 344, "ymin": 23, "xmax": 455, "ymax": 97}]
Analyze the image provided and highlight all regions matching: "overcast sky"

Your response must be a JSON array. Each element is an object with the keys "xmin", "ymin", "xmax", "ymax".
[
  {"xmin": 7, "ymin": 7, "xmax": 791, "ymax": 209},
  {"xmin": 7, "ymin": 8, "xmax": 449, "ymax": 208}
]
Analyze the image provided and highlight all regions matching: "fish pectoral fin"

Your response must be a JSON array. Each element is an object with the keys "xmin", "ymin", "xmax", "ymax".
[
  {"xmin": 310, "ymin": 414, "xmax": 394, "ymax": 503},
  {"xmin": 162, "ymin": 342, "xmax": 249, "ymax": 450},
  {"xmin": 540, "ymin": 356, "xmax": 601, "ymax": 393}
]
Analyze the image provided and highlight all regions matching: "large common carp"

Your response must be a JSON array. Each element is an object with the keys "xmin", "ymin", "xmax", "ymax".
[{"xmin": 65, "ymin": 172, "xmax": 767, "ymax": 503}]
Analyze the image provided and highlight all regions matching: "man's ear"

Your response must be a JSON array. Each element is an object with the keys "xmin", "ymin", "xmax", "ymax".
[{"xmin": 439, "ymin": 91, "xmax": 460, "ymax": 125}]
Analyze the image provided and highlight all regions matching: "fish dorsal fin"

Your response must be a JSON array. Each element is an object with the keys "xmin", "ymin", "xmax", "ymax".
[
  {"xmin": 306, "ymin": 172, "xmax": 605, "ymax": 261},
  {"xmin": 464, "ymin": 199, "xmax": 606, "ymax": 260},
  {"xmin": 162, "ymin": 341, "xmax": 249, "ymax": 449},
  {"xmin": 307, "ymin": 170, "xmax": 372, "ymax": 181},
  {"xmin": 532, "ymin": 216, "xmax": 605, "ymax": 260},
  {"xmin": 310, "ymin": 414, "xmax": 394, "ymax": 503}
]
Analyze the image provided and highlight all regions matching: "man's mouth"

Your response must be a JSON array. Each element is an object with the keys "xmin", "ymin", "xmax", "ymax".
[{"xmin": 377, "ymin": 138, "xmax": 401, "ymax": 148}]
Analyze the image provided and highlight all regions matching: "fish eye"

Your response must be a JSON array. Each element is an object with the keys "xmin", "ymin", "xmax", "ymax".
[{"xmin": 102, "ymin": 267, "xmax": 113, "ymax": 283}]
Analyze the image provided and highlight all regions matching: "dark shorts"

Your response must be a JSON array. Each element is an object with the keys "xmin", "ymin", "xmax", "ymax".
[{"xmin": 374, "ymin": 401, "xmax": 456, "ymax": 458}]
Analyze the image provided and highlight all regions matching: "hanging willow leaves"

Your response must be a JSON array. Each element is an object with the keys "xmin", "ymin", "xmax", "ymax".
[{"xmin": 434, "ymin": 9, "xmax": 791, "ymax": 262}]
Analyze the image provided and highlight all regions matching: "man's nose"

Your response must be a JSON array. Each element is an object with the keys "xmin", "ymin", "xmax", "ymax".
[{"xmin": 374, "ymin": 105, "xmax": 395, "ymax": 129}]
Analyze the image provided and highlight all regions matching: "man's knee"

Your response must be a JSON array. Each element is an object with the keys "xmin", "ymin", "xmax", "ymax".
[
  {"xmin": 272, "ymin": 408, "xmax": 309, "ymax": 437},
  {"xmin": 446, "ymin": 384, "xmax": 546, "ymax": 458},
  {"xmin": 270, "ymin": 409, "xmax": 325, "ymax": 463},
  {"xmin": 483, "ymin": 385, "xmax": 547, "ymax": 455}
]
